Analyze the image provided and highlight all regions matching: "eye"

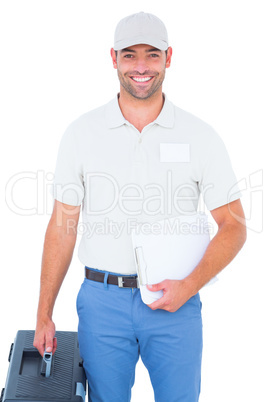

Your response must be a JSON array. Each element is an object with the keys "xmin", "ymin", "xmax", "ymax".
[
  {"xmin": 150, "ymin": 53, "xmax": 159, "ymax": 58},
  {"xmin": 124, "ymin": 54, "xmax": 134, "ymax": 58}
]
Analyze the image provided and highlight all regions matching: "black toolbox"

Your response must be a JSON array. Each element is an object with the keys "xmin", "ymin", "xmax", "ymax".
[{"xmin": 1, "ymin": 330, "xmax": 87, "ymax": 402}]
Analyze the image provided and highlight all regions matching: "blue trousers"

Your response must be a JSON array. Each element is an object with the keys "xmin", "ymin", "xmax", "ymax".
[{"xmin": 76, "ymin": 268, "xmax": 203, "ymax": 402}]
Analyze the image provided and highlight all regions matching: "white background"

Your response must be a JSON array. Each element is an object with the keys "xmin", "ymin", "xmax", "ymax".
[{"xmin": 0, "ymin": 1, "xmax": 267, "ymax": 401}]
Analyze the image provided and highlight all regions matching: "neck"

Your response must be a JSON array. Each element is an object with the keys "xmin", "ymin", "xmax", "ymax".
[{"xmin": 118, "ymin": 87, "xmax": 164, "ymax": 133}]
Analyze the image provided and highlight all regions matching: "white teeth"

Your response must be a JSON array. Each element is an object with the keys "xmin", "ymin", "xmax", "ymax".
[{"xmin": 132, "ymin": 76, "xmax": 152, "ymax": 82}]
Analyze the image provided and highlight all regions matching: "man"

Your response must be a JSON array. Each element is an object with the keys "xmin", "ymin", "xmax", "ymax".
[{"xmin": 34, "ymin": 11, "xmax": 246, "ymax": 402}]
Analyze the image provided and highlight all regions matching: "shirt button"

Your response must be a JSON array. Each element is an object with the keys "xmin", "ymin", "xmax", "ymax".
[{"xmin": 138, "ymin": 138, "xmax": 142, "ymax": 143}]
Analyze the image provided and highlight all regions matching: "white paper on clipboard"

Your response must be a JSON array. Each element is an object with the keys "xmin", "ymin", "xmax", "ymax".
[{"xmin": 131, "ymin": 214, "xmax": 218, "ymax": 305}]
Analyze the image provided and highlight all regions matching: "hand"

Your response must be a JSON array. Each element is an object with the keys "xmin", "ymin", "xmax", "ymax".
[
  {"xmin": 33, "ymin": 318, "xmax": 57, "ymax": 357},
  {"xmin": 147, "ymin": 279, "xmax": 195, "ymax": 312}
]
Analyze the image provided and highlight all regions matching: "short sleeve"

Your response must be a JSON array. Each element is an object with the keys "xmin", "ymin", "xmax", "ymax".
[
  {"xmin": 50, "ymin": 125, "xmax": 84, "ymax": 206},
  {"xmin": 199, "ymin": 133, "xmax": 242, "ymax": 211}
]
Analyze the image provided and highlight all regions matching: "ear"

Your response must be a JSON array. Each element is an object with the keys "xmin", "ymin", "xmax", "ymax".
[
  {"xmin": 110, "ymin": 48, "xmax": 117, "ymax": 69},
  {"xmin": 165, "ymin": 46, "xmax": 173, "ymax": 68}
]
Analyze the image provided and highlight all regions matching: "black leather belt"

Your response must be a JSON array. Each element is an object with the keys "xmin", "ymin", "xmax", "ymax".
[{"xmin": 85, "ymin": 268, "xmax": 139, "ymax": 288}]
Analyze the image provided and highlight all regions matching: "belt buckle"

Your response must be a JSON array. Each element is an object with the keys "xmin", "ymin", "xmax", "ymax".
[
  {"xmin": 118, "ymin": 276, "xmax": 139, "ymax": 288},
  {"xmin": 118, "ymin": 277, "xmax": 124, "ymax": 288}
]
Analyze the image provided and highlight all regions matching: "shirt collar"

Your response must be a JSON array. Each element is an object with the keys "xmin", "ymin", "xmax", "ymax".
[{"xmin": 105, "ymin": 93, "xmax": 175, "ymax": 129}]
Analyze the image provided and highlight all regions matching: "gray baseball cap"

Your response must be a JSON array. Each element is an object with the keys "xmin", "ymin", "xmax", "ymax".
[{"xmin": 114, "ymin": 12, "xmax": 169, "ymax": 51}]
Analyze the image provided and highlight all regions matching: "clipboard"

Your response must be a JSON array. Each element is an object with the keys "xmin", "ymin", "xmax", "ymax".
[{"xmin": 131, "ymin": 214, "xmax": 216, "ymax": 304}]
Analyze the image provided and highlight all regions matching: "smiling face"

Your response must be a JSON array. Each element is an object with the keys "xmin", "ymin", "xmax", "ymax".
[{"xmin": 111, "ymin": 44, "xmax": 172, "ymax": 100}]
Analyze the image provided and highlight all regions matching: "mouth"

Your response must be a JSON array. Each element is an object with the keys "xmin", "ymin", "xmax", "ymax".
[{"xmin": 130, "ymin": 76, "xmax": 154, "ymax": 83}]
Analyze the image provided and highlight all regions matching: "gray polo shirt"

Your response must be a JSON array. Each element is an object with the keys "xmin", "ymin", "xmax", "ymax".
[{"xmin": 52, "ymin": 94, "xmax": 241, "ymax": 274}]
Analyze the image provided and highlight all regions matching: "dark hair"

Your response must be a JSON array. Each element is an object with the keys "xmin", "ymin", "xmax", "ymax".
[{"xmin": 114, "ymin": 49, "xmax": 168, "ymax": 59}]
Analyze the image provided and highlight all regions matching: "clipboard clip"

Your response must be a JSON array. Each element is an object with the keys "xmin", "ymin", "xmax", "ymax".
[{"xmin": 134, "ymin": 246, "xmax": 148, "ymax": 286}]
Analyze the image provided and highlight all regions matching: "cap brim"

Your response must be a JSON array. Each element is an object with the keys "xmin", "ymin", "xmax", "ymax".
[{"xmin": 114, "ymin": 36, "xmax": 168, "ymax": 51}]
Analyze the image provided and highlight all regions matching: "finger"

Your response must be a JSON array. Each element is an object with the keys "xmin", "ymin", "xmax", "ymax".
[
  {"xmin": 147, "ymin": 280, "xmax": 167, "ymax": 292},
  {"xmin": 147, "ymin": 295, "xmax": 168, "ymax": 310},
  {"xmin": 33, "ymin": 338, "xmax": 45, "ymax": 357},
  {"xmin": 45, "ymin": 332, "xmax": 54, "ymax": 354},
  {"xmin": 52, "ymin": 337, "xmax": 57, "ymax": 355}
]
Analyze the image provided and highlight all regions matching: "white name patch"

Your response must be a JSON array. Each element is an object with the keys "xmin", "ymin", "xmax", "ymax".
[{"xmin": 160, "ymin": 143, "xmax": 190, "ymax": 163}]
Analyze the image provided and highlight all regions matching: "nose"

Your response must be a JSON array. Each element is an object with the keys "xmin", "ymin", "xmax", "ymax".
[{"xmin": 133, "ymin": 57, "xmax": 150, "ymax": 75}]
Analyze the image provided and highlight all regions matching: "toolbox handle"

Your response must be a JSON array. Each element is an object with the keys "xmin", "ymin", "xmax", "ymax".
[{"xmin": 40, "ymin": 350, "xmax": 52, "ymax": 378}]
